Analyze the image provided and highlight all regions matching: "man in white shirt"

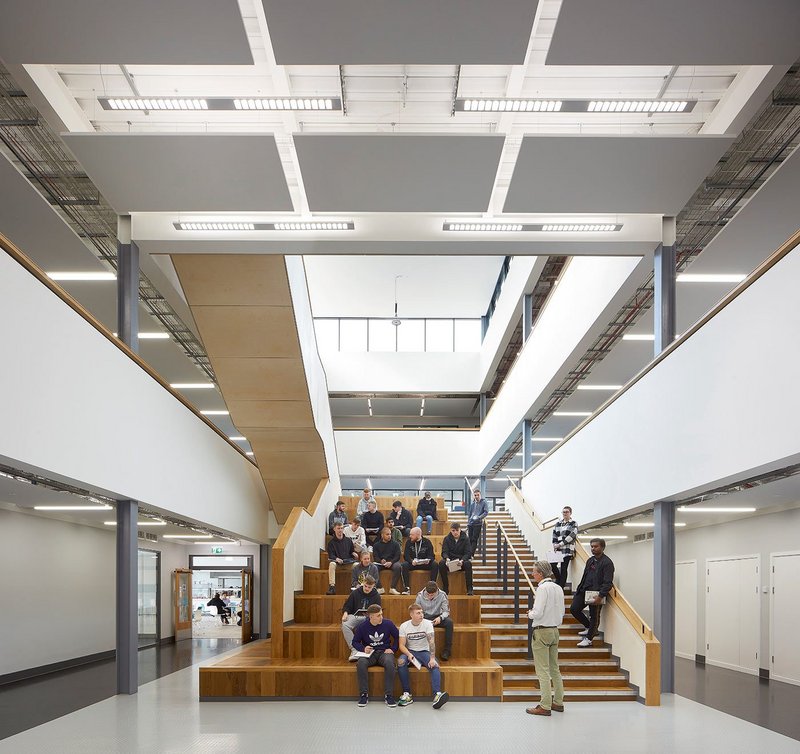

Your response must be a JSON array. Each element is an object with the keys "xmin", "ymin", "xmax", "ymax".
[
  {"xmin": 397, "ymin": 604, "xmax": 449, "ymax": 709},
  {"xmin": 357, "ymin": 488, "xmax": 376, "ymax": 517},
  {"xmin": 526, "ymin": 560, "xmax": 565, "ymax": 717},
  {"xmin": 343, "ymin": 516, "xmax": 367, "ymax": 554}
]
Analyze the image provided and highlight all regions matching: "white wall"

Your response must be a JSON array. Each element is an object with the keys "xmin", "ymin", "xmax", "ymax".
[
  {"xmin": 605, "ymin": 507, "xmax": 800, "ymax": 672},
  {"xmin": 0, "ymin": 249, "xmax": 270, "ymax": 542},
  {"xmin": 523, "ymin": 244, "xmax": 800, "ymax": 525}
]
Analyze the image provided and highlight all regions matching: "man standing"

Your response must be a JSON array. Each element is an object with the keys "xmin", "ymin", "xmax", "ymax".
[
  {"xmin": 550, "ymin": 506, "xmax": 578, "ymax": 589},
  {"xmin": 351, "ymin": 604, "xmax": 399, "ymax": 708},
  {"xmin": 439, "ymin": 522, "xmax": 474, "ymax": 596},
  {"xmin": 571, "ymin": 538, "xmax": 614, "ymax": 647},
  {"xmin": 467, "ymin": 489, "xmax": 489, "ymax": 555},
  {"xmin": 388, "ymin": 500, "xmax": 413, "ymax": 537},
  {"xmin": 415, "ymin": 491, "xmax": 438, "ymax": 535},
  {"xmin": 361, "ymin": 500, "xmax": 385, "ymax": 547},
  {"xmin": 416, "ymin": 581, "xmax": 454, "ymax": 661},
  {"xmin": 372, "ymin": 527, "xmax": 405, "ymax": 595},
  {"xmin": 340, "ymin": 575, "xmax": 381, "ymax": 661},
  {"xmin": 357, "ymin": 488, "xmax": 376, "ymax": 517},
  {"xmin": 402, "ymin": 527, "xmax": 439, "ymax": 591},
  {"xmin": 397, "ymin": 604, "xmax": 449, "ymax": 709},
  {"xmin": 328, "ymin": 501, "xmax": 349, "ymax": 535},
  {"xmin": 525, "ymin": 561, "xmax": 565, "ymax": 717},
  {"xmin": 327, "ymin": 523, "xmax": 357, "ymax": 595}
]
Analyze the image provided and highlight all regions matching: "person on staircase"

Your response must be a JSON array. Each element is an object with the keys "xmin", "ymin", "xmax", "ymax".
[
  {"xmin": 327, "ymin": 523, "xmax": 358, "ymax": 595},
  {"xmin": 402, "ymin": 527, "xmax": 439, "ymax": 591},
  {"xmin": 415, "ymin": 491, "xmax": 438, "ymax": 535},
  {"xmin": 550, "ymin": 506, "xmax": 578, "ymax": 589},
  {"xmin": 341, "ymin": 575, "xmax": 381, "ymax": 661},
  {"xmin": 356, "ymin": 487, "xmax": 376, "ymax": 517},
  {"xmin": 526, "ymin": 560, "xmax": 565, "ymax": 717},
  {"xmin": 467, "ymin": 489, "xmax": 489, "ymax": 555},
  {"xmin": 372, "ymin": 527, "xmax": 405, "ymax": 595},
  {"xmin": 439, "ymin": 521, "xmax": 474, "ymax": 596},
  {"xmin": 416, "ymin": 581, "xmax": 454, "ymax": 661},
  {"xmin": 328, "ymin": 501, "xmax": 349, "ymax": 535},
  {"xmin": 361, "ymin": 500, "xmax": 385, "ymax": 547},
  {"xmin": 388, "ymin": 500, "xmax": 413, "ymax": 538},
  {"xmin": 351, "ymin": 549, "xmax": 381, "ymax": 592},
  {"xmin": 352, "ymin": 604, "xmax": 400, "ymax": 708},
  {"xmin": 386, "ymin": 517, "xmax": 403, "ymax": 546},
  {"xmin": 344, "ymin": 516, "xmax": 367, "ymax": 555},
  {"xmin": 397, "ymin": 603, "xmax": 449, "ymax": 709},
  {"xmin": 570, "ymin": 538, "xmax": 615, "ymax": 647}
]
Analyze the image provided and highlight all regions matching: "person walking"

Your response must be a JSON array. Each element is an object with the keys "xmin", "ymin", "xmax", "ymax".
[
  {"xmin": 571, "ymin": 538, "xmax": 614, "ymax": 647},
  {"xmin": 550, "ymin": 506, "xmax": 578, "ymax": 589}
]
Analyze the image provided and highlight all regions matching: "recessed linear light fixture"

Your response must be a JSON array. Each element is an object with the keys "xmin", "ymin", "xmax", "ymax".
[
  {"xmin": 576, "ymin": 384, "xmax": 622, "ymax": 391},
  {"xmin": 34, "ymin": 504, "xmax": 112, "ymax": 511},
  {"xmin": 104, "ymin": 520, "xmax": 167, "ymax": 526},
  {"xmin": 623, "ymin": 522, "xmax": 686, "ymax": 527},
  {"xmin": 163, "ymin": 534, "xmax": 213, "ymax": 539},
  {"xmin": 443, "ymin": 222, "xmax": 621, "ymax": 232},
  {"xmin": 553, "ymin": 411, "xmax": 592, "ymax": 417},
  {"xmin": 100, "ymin": 97, "xmax": 341, "ymax": 112},
  {"xmin": 534, "ymin": 437, "xmax": 564, "ymax": 442},
  {"xmin": 47, "ymin": 271, "xmax": 116, "ymax": 281},
  {"xmin": 113, "ymin": 332, "xmax": 170, "ymax": 340},
  {"xmin": 622, "ymin": 333, "xmax": 655, "ymax": 341},
  {"xmin": 246, "ymin": 452, "xmax": 255, "ymax": 457},
  {"xmin": 677, "ymin": 273, "xmax": 747, "ymax": 283},
  {"xmin": 229, "ymin": 436, "xmax": 247, "ymax": 441},
  {"xmin": 455, "ymin": 98, "xmax": 695, "ymax": 114},
  {"xmin": 579, "ymin": 535, "xmax": 628, "ymax": 540},
  {"xmin": 174, "ymin": 221, "xmax": 354, "ymax": 232},
  {"xmin": 200, "ymin": 410, "xmax": 229, "ymax": 416},
  {"xmin": 170, "ymin": 383, "xmax": 216, "ymax": 389},
  {"xmin": 677, "ymin": 507, "xmax": 756, "ymax": 513}
]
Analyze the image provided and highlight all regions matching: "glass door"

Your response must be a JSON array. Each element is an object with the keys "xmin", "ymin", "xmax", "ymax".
[{"xmin": 137, "ymin": 549, "xmax": 160, "ymax": 648}]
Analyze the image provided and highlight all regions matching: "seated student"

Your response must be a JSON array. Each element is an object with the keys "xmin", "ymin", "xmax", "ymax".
[
  {"xmin": 397, "ymin": 603, "xmax": 449, "ymax": 709},
  {"xmin": 351, "ymin": 550, "xmax": 381, "ymax": 593},
  {"xmin": 206, "ymin": 592, "xmax": 230, "ymax": 624},
  {"xmin": 372, "ymin": 527, "xmax": 405, "ymax": 595},
  {"xmin": 351, "ymin": 604, "xmax": 400, "ymax": 708},
  {"xmin": 356, "ymin": 488, "xmax": 376, "ymax": 517},
  {"xmin": 386, "ymin": 517, "xmax": 403, "ymax": 546},
  {"xmin": 415, "ymin": 491, "xmax": 438, "ymax": 535},
  {"xmin": 327, "ymin": 523, "xmax": 358, "ymax": 595},
  {"xmin": 360, "ymin": 501, "xmax": 385, "ymax": 547},
  {"xmin": 328, "ymin": 501, "xmax": 349, "ymax": 536},
  {"xmin": 416, "ymin": 581, "xmax": 454, "ymax": 661},
  {"xmin": 402, "ymin": 527, "xmax": 439, "ymax": 591},
  {"xmin": 341, "ymin": 575, "xmax": 381, "ymax": 662},
  {"xmin": 439, "ymin": 522, "xmax": 475, "ymax": 596},
  {"xmin": 344, "ymin": 516, "xmax": 367, "ymax": 555},
  {"xmin": 388, "ymin": 500, "xmax": 413, "ymax": 537}
]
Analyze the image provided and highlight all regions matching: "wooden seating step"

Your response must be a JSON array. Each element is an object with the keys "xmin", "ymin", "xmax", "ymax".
[
  {"xmin": 503, "ymin": 673, "xmax": 630, "ymax": 689},
  {"xmin": 491, "ymin": 645, "xmax": 613, "ymax": 660},
  {"xmin": 292, "ymin": 594, "xmax": 481, "ymax": 624},
  {"xmin": 304, "ymin": 567, "xmax": 471, "ymax": 595},
  {"xmin": 502, "ymin": 687, "xmax": 638, "ymax": 702}
]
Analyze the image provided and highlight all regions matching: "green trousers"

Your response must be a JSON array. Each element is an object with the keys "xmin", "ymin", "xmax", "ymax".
[{"xmin": 531, "ymin": 627, "xmax": 564, "ymax": 710}]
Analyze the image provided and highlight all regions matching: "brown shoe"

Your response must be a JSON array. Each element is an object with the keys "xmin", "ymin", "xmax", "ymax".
[
  {"xmin": 551, "ymin": 703, "xmax": 564, "ymax": 712},
  {"xmin": 525, "ymin": 705, "xmax": 551, "ymax": 716}
]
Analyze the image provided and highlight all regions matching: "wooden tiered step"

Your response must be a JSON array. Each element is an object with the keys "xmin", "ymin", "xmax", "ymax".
[{"xmin": 304, "ymin": 563, "xmax": 472, "ymax": 594}]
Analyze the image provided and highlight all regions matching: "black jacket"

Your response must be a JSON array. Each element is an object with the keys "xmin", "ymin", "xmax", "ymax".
[
  {"xmin": 342, "ymin": 586, "xmax": 381, "ymax": 615},
  {"xmin": 327, "ymin": 535, "xmax": 355, "ymax": 561},
  {"xmin": 576, "ymin": 554, "xmax": 615, "ymax": 598},
  {"xmin": 372, "ymin": 538, "xmax": 401, "ymax": 565},
  {"xmin": 404, "ymin": 536, "xmax": 435, "ymax": 565},
  {"xmin": 416, "ymin": 498, "xmax": 438, "ymax": 520},
  {"xmin": 441, "ymin": 532, "xmax": 472, "ymax": 561},
  {"xmin": 389, "ymin": 507, "xmax": 413, "ymax": 532},
  {"xmin": 361, "ymin": 509, "xmax": 385, "ymax": 534}
]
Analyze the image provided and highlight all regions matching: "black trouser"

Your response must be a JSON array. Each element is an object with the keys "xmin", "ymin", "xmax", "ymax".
[
  {"xmin": 438, "ymin": 559, "xmax": 473, "ymax": 593},
  {"xmin": 401, "ymin": 561, "xmax": 439, "ymax": 586},
  {"xmin": 570, "ymin": 590, "xmax": 603, "ymax": 639},
  {"xmin": 551, "ymin": 555, "xmax": 572, "ymax": 589},
  {"xmin": 356, "ymin": 650, "xmax": 395, "ymax": 695},
  {"xmin": 425, "ymin": 615, "xmax": 454, "ymax": 652},
  {"xmin": 379, "ymin": 562, "xmax": 405, "ymax": 590},
  {"xmin": 467, "ymin": 521, "xmax": 484, "ymax": 554}
]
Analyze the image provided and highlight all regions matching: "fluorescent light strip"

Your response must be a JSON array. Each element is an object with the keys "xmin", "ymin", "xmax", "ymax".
[
  {"xmin": 622, "ymin": 333, "xmax": 655, "ymax": 341},
  {"xmin": 533, "ymin": 437, "xmax": 563, "ymax": 442},
  {"xmin": 163, "ymin": 534, "xmax": 213, "ymax": 539},
  {"xmin": 174, "ymin": 221, "xmax": 354, "ymax": 232},
  {"xmin": 105, "ymin": 98, "xmax": 208, "ymax": 110},
  {"xmin": 170, "ymin": 383, "xmax": 216, "ymax": 389},
  {"xmin": 113, "ymin": 332, "xmax": 170, "ymax": 339},
  {"xmin": 272, "ymin": 222, "xmax": 353, "ymax": 231},
  {"xmin": 229, "ymin": 436, "xmax": 247, "ymax": 441},
  {"xmin": 623, "ymin": 522, "xmax": 686, "ymax": 527},
  {"xmin": 540, "ymin": 224, "xmax": 618, "ymax": 232},
  {"xmin": 104, "ymin": 521, "xmax": 167, "ymax": 526},
  {"xmin": 576, "ymin": 385, "xmax": 622, "ymax": 391},
  {"xmin": 47, "ymin": 271, "xmax": 116, "ymax": 281},
  {"xmin": 677, "ymin": 273, "xmax": 747, "ymax": 283},
  {"xmin": 587, "ymin": 100, "xmax": 688, "ymax": 113},
  {"xmin": 456, "ymin": 99, "xmax": 695, "ymax": 114},
  {"xmin": 445, "ymin": 222, "xmax": 524, "ymax": 232},
  {"xmin": 460, "ymin": 99, "xmax": 563, "ymax": 112},
  {"xmin": 101, "ymin": 97, "xmax": 342, "ymax": 112},
  {"xmin": 443, "ymin": 223, "xmax": 621, "ymax": 233},
  {"xmin": 233, "ymin": 97, "xmax": 337, "ymax": 111},
  {"xmin": 553, "ymin": 411, "xmax": 592, "ymax": 417},
  {"xmin": 198, "ymin": 541, "xmax": 237, "ymax": 546},
  {"xmin": 578, "ymin": 535, "xmax": 628, "ymax": 540},
  {"xmin": 200, "ymin": 410, "xmax": 229, "ymax": 416},
  {"xmin": 34, "ymin": 505, "xmax": 112, "ymax": 511},
  {"xmin": 677, "ymin": 507, "xmax": 756, "ymax": 513},
  {"xmin": 246, "ymin": 452, "xmax": 255, "ymax": 456},
  {"xmin": 177, "ymin": 222, "xmax": 255, "ymax": 232}
]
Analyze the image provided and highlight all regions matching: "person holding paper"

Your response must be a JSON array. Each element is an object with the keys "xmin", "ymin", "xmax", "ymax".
[
  {"xmin": 415, "ymin": 491, "xmax": 438, "ymax": 535},
  {"xmin": 402, "ymin": 527, "xmax": 439, "ymax": 589},
  {"xmin": 549, "ymin": 506, "xmax": 578, "ymax": 589},
  {"xmin": 373, "ymin": 527, "xmax": 406, "ymax": 594},
  {"xmin": 525, "ymin": 560, "xmax": 566, "ymax": 717},
  {"xmin": 344, "ymin": 516, "xmax": 367, "ymax": 555},
  {"xmin": 361, "ymin": 500, "xmax": 385, "ymax": 546},
  {"xmin": 397, "ymin": 603, "xmax": 449, "ymax": 709},
  {"xmin": 467, "ymin": 489, "xmax": 489, "ymax": 555},
  {"xmin": 326, "ymin": 523, "xmax": 358, "ymax": 595},
  {"xmin": 341, "ymin": 575, "xmax": 382, "ymax": 661},
  {"xmin": 570, "ymin": 538, "xmax": 615, "ymax": 647},
  {"xmin": 439, "ymin": 522, "xmax": 474, "ymax": 596},
  {"xmin": 351, "ymin": 549, "xmax": 381, "ymax": 592},
  {"xmin": 351, "ymin": 604, "xmax": 400, "ymax": 708},
  {"xmin": 416, "ymin": 581, "xmax": 454, "ymax": 661}
]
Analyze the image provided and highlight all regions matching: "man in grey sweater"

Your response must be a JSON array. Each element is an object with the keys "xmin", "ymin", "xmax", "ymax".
[{"xmin": 416, "ymin": 581, "xmax": 454, "ymax": 661}]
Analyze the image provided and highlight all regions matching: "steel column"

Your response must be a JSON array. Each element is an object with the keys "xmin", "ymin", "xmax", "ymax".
[
  {"xmin": 654, "ymin": 500, "xmax": 676, "ymax": 693},
  {"xmin": 479, "ymin": 392, "xmax": 488, "ymax": 424},
  {"xmin": 502, "ymin": 539, "xmax": 508, "ymax": 593},
  {"xmin": 654, "ymin": 217, "xmax": 676, "ymax": 356},
  {"xmin": 481, "ymin": 522, "xmax": 487, "ymax": 565},
  {"xmin": 117, "ymin": 216, "xmax": 139, "ymax": 353},
  {"xmin": 479, "ymin": 475, "xmax": 486, "ymax": 499},
  {"xmin": 522, "ymin": 419, "xmax": 533, "ymax": 473},
  {"xmin": 522, "ymin": 293, "xmax": 533, "ymax": 341},
  {"xmin": 116, "ymin": 499, "xmax": 138, "ymax": 694},
  {"xmin": 514, "ymin": 563, "xmax": 520, "ymax": 623},
  {"xmin": 496, "ymin": 527, "xmax": 501, "ymax": 580}
]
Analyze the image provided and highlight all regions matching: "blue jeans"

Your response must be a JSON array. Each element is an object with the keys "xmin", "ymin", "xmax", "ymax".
[
  {"xmin": 416, "ymin": 515, "xmax": 433, "ymax": 534},
  {"xmin": 397, "ymin": 649, "xmax": 440, "ymax": 694}
]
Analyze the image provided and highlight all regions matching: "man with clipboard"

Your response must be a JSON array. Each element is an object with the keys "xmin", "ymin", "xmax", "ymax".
[{"xmin": 570, "ymin": 538, "xmax": 615, "ymax": 648}]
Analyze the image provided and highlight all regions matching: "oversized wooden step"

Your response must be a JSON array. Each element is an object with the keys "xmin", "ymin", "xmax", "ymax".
[
  {"xmin": 503, "ymin": 673, "xmax": 630, "ymax": 688},
  {"xmin": 304, "ymin": 566, "xmax": 471, "ymax": 595},
  {"xmin": 502, "ymin": 687, "xmax": 638, "ymax": 702},
  {"xmin": 292, "ymin": 594, "xmax": 481, "ymax": 624}
]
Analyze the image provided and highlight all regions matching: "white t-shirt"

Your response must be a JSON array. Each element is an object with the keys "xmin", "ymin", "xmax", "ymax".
[{"xmin": 399, "ymin": 619, "xmax": 434, "ymax": 652}]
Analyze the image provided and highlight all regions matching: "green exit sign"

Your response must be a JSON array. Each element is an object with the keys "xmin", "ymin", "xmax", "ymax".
[{"xmin": 211, "ymin": 546, "xmax": 224, "ymax": 554}]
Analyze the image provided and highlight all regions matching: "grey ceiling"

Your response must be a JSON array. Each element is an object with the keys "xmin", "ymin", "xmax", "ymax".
[
  {"xmin": 61, "ymin": 134, "xmax": 293, "ymax": 213},
  {"xmin": 503, "ymin": 135, "xmax": 735, "ymax": 215},
  {"xmin": 546, "ymin": 0, "xmax": 800, "ymax": 66},
  {"xmin": 0, "ymin": 0, "xmax": 252, "ymax": 65},
  {"xmin": 261, "ymin": 0, "xmax": 537, "ymax": 65},
  {"xmin": 0, "ymin": 154, "xmax": 104, "ymax": 272},
  {"xmin": 295, "ymin": 134, "xmax": 505, "ymax": 212}
]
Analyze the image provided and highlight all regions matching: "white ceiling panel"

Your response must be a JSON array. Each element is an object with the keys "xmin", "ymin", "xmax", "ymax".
[
  {"xmin": 295, "ymin": 134, "xmax": 504, "ymax": 212},
  {"xmin": 262, "ymin": 0, "xmax": 537, "ymax": 65},
  {"xmin": 0, "ymin": 0, "xmax": 252, "ymax": 65},
  {"xmin": 61, "ymin": 134, "xmax": 293, "ymax": 213},
  {"xmin": 546, "ymin": 0, "xmax": 800, "ymax": 66},
  {"xmin": 504, "ymin": 135, "xmax": 734, "ymax": 215}
]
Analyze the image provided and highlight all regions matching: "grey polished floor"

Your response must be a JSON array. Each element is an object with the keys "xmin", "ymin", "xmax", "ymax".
[{"xmin": 0, "ymin": 638, "xmax": 240, "ymax": 740}]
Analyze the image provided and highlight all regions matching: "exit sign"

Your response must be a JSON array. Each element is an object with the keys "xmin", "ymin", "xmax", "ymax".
[{"xmin": 211, "ymin": 546, "xmax": 224, "ymax": 554}]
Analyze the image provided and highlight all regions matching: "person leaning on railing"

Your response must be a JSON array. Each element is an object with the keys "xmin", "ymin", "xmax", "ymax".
[
  {"xmin": 467, "ymin": 489, "xmax": 489, "ymax": 555},
  {"xmin": 550, "ymin": 506, "xmax": 578, "ymax": 589}
]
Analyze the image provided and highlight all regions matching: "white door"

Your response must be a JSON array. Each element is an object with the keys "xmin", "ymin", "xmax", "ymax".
[
  {"xmin": 706, "ymin": 556, "xmax": 760, "ymax": 675},
  {"xmin": 675, "ymin": 560, "xmax": 697, "ymax": 660},
  {"xmin": 771, "ymin": 552, "xmax": 800, "ymax": 686}
]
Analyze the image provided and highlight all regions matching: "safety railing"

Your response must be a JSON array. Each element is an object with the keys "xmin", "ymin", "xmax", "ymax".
[{"xmin": 495, "ymin": 520, "xmax": 537, "ymax": 659}]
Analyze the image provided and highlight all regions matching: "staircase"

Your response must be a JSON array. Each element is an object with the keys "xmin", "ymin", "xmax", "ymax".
[{"xmin": 449, "ymin": 511, "xmax": 638, "ymax": 702}]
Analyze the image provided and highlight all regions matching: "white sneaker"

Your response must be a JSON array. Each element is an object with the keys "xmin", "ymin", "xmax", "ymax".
[
  {"xmin": 349, "ymin": 649, "xmax": 359, "ymax": 662},
  {"xmin": 389, "ymin": 588, "xmax": 400, "ymax": 595},
  {"xmin": 577, "ymin": 628, "xmax": 589, "ymax": 636},
  {"xmin": 576, "ymin": 637, "xmax": 592, "ymax": 647},
  {"xmin": 377, "ymin": 587, "xmax": 385, "ymax": 595},
  {"xmin": 398, "ymin": 692, "xmax": 413, "ymax": 707}
]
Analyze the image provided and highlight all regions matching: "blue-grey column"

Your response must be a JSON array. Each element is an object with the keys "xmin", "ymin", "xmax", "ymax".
[
  {"xmin": 463, "ymin": 481, "xmax": 471, "ymax": 510},
  {"xmin": 653, "ymin": 216, "xmax": 677, "ymax": 694},
  {"xmin": 479, "ymin": 393, "xmax": 488, "ymax": 425},
  {"xmin": 117, "ymin": 216, "xmax": 139, "ymax": 354},
  {"xmin": 479, "ymin": 475, "xmax": 486, "ymax": 498},
  {"xmin": 522, "ymin": 293, "xmax": 533, "ymax": 341},
  {"xmin": 522, "ymin": 419, "xmax": 533, "ymax": 473},
  {"xmin": 259, "ymin": 544, "xmax": 270, "ymax": 639},
  {"xmin": 116, "ymin": 499, "xmax": 138, "ymax": 694},
  {"xmin": 480, "ymin": 314, "xmax": 489, "ymax": 340}
]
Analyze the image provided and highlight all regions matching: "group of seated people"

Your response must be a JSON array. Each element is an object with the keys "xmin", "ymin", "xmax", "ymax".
[{"xmin": 326, "ymin": 521, "xmax": 474, "ymax": 597}]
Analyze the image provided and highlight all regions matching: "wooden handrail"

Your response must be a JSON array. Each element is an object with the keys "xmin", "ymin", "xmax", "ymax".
[
  {"xmin": 0, "ymin": 232, "xmax": 255, "ymax": 465},
  {"xmin": 495, "ymin": 519, "xmax": 536, "ymax": 593}
]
